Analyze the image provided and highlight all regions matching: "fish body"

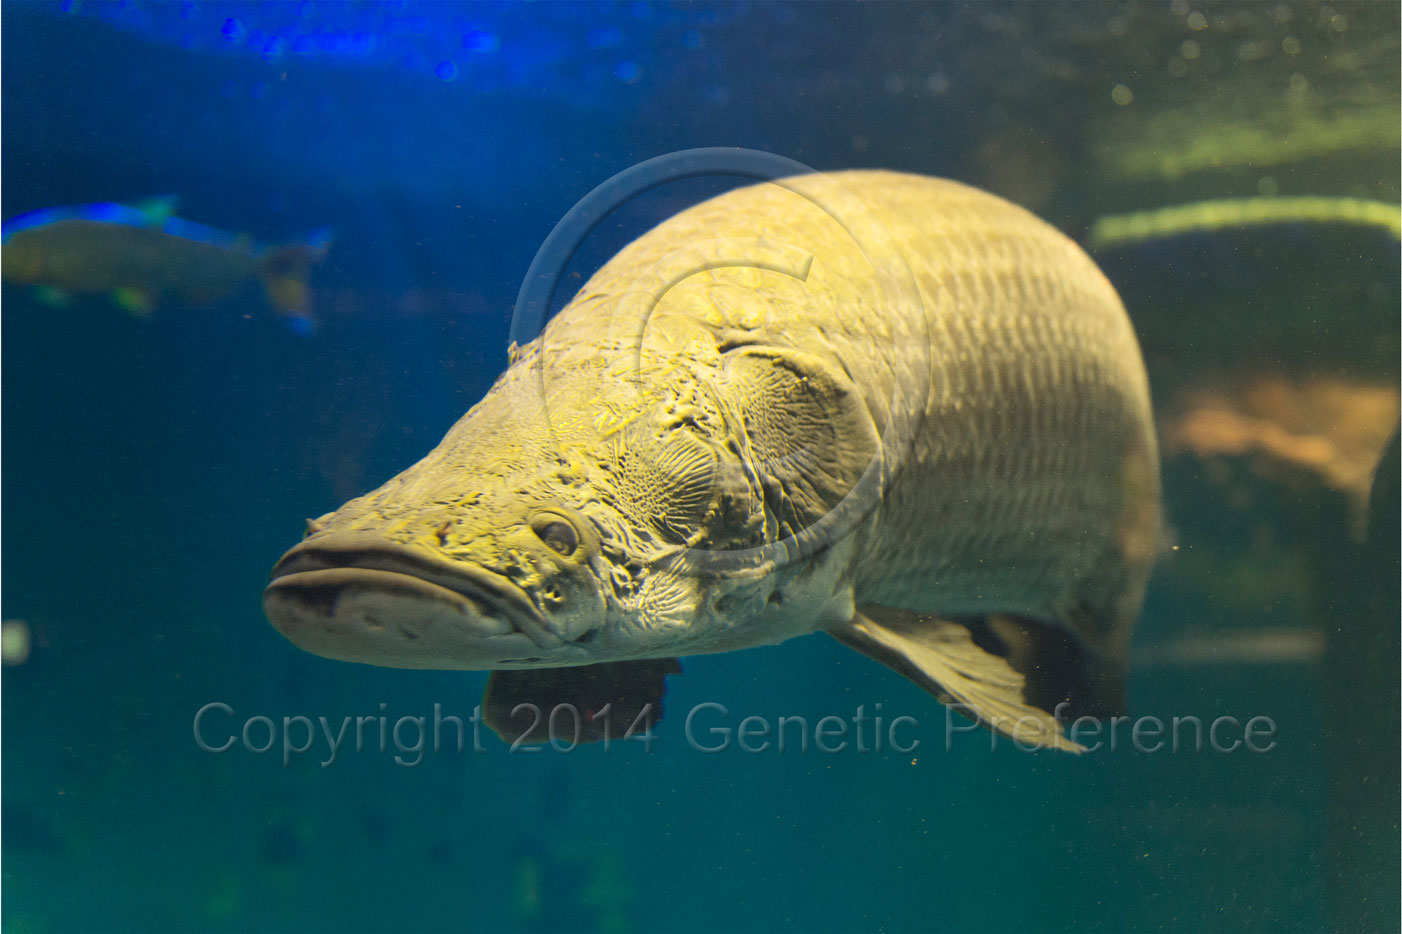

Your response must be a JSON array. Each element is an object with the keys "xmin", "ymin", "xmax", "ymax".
[
  {"xmin": 265, "ymin": 171, "xmax": 1159, "ymax": 750},
  {"xmin": 1, "ymin": 199, "xmax": 327, "ymax": 327}
]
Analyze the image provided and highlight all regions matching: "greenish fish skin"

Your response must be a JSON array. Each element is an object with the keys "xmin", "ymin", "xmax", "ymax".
[{"xmin": 264, "ymin": 171, "xmax": 1160, "ymax": 743}]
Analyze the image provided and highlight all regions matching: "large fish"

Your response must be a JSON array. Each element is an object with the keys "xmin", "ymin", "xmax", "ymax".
[{"xmin": 264, "ymin": 171, "xmax": 1160, "ymax": 751}]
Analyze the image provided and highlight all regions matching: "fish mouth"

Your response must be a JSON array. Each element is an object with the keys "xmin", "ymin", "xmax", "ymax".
[{"xmin": 263, "ymin": 532, "xmax": 559, "ymax": 670}]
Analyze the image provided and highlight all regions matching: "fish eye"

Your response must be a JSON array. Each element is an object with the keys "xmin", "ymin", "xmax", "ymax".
[{"xmin": 532, "ymin": 517, "xmax": 578, "ymax": 556}]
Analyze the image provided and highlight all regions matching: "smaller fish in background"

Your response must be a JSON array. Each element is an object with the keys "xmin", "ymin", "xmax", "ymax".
[{"xmin": 0, "ymin": 197, "xmax": 331, "ymax": 335}]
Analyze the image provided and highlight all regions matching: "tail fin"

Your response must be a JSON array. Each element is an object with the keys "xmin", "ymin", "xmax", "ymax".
[{"xmin": 257, "ymin": 230, "xmax": 332, "ymax": 336}]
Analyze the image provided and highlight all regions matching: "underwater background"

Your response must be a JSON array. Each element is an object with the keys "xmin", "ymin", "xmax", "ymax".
[{"xmin": 2, "ymin": 2, "xmax": 1398, "ymax": 932}]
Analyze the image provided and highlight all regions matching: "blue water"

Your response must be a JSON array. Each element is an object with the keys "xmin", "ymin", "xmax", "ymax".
[{"xmin": 3, "ymin": 3, "xmax": 1397, "ymax": 932}]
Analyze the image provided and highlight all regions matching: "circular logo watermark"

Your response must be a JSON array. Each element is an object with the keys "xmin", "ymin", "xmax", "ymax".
[{"xmin": 509, "ymin": 148, "xmax": 930, "ymax": 577}]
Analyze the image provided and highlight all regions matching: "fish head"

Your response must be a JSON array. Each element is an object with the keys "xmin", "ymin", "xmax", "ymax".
[
  {"xmin": 266, "ymin": 378, "xmax": 611, "ymax": 671},
  {"xmin": 263, "ymin": 345, "xmax": 717, "ymax": 669},
  {"xmin": 266, "ymin": 312, "xmax": 883, "ymax": 670}
]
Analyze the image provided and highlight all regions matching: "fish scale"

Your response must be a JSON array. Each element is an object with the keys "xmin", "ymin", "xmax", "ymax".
[{"xmin": 717, "ymin": 174, "xmax": 1161, "ymax": 628}]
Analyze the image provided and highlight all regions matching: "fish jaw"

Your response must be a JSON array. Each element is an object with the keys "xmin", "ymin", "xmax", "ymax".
[{"xmin": 263, "ymin": 532, "xmax": 595, "ymax": 670}]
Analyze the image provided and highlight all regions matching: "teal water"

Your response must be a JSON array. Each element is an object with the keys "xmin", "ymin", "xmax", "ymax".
[{"xmin": 3, "ymin": 3, "xmax": 1398, "ymax": 932}]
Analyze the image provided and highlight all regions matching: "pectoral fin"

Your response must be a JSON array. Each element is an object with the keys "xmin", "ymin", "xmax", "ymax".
[
  {"xmin": 112, "ymin": 287, "xmax": 154, "ymax": 317},
  {"xmin": 832, "ymin": 609, "xmax": 1088, "ymax": 752},
  {"xmin": 484, "ymin": 659, "xmax": 681, "ymax": 745},
  {"xmin": 34, "ymin": 286, "xmax": 70, "ymax": 308}
]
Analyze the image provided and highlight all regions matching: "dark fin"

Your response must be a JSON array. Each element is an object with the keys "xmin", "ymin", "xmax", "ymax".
[
  {"xmin": 483, "ymin": 659, "xmax": 681, "ymax": 745},
  {"xmin": 977, "ymin": 613, "xmax": 1125, "ymax": 719},
  {"xmin": 831, "ymin": 608, "xmax": 1087, "ymax": 752},
  {"xmin": 134, "ymin": 195, "xmax": 179, "ymax": 226}
]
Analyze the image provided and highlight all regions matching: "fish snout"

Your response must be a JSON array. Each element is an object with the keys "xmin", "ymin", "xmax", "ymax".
[{"xmin": 263, "ymin": 532, "xmax": 561, "ymax": 670}]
